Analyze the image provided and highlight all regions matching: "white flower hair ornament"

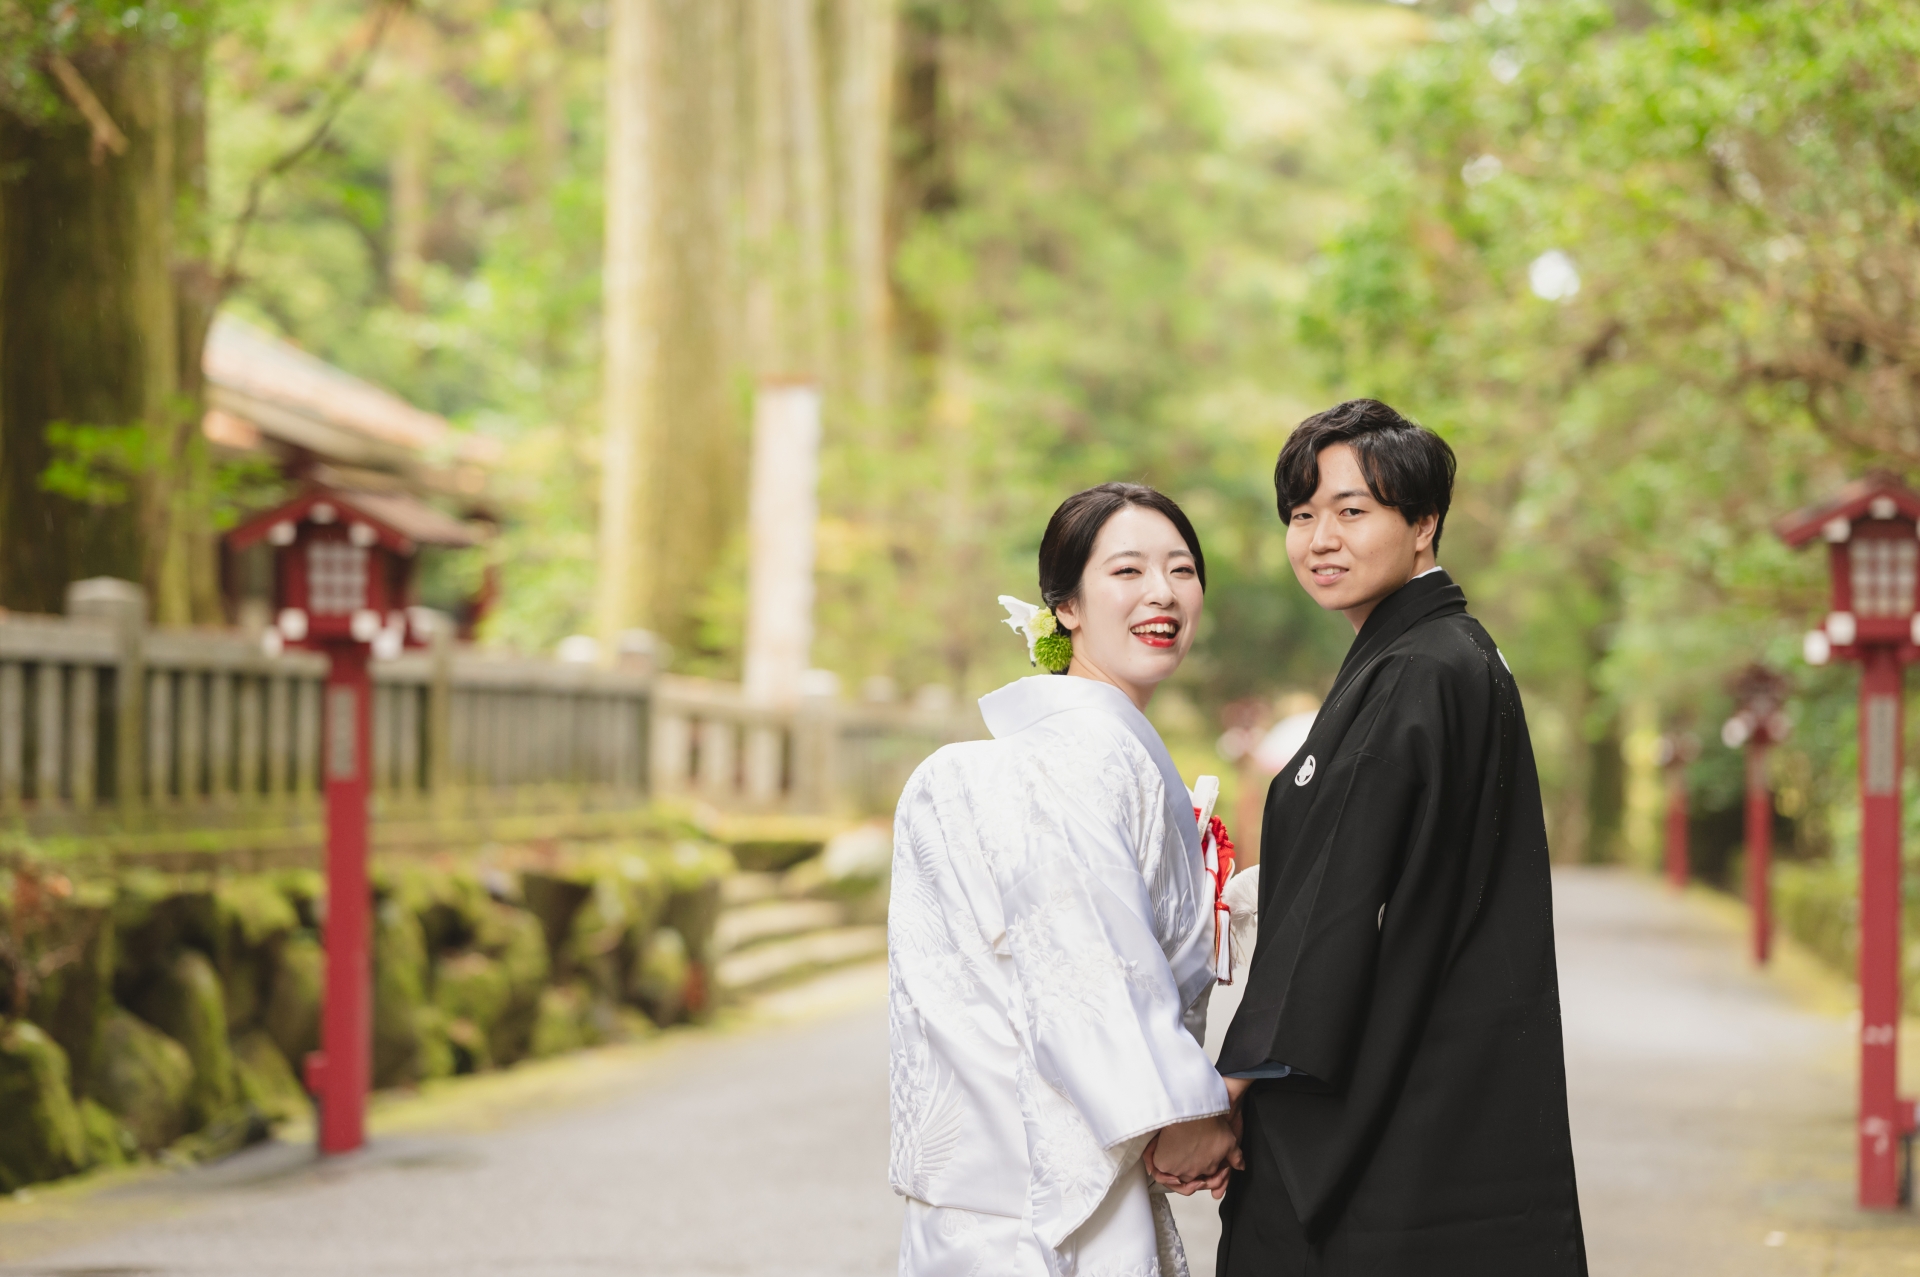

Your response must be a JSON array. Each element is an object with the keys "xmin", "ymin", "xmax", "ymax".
[{"xmin": 999, "ymin": 595, "xmax": 1073, "ymax": 673}]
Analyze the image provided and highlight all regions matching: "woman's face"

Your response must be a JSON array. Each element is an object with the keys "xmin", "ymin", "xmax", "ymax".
[{"xmin": 1054, "ymin": 505, "xmax": 1203, "ymax": 709}]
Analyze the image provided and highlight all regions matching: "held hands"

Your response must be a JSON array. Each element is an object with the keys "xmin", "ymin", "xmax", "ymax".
[{"xmin": 1143, "ymin": 1114, "xmax": 1244, "ymax": 1199}]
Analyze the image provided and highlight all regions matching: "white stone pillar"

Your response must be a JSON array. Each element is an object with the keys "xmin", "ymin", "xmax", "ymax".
[{"xmin": 743, "ymin": 381, "xmax": 822, "ymax": 705}]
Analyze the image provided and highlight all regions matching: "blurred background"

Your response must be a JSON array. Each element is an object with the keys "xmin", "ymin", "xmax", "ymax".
[
  {"xmin": 9, "ymin": 0, "xmax": 1895, "ymax": 867},
  {"xmin": 1, "ymin": 0, "xmax": 1916, "ymax": 1242}
]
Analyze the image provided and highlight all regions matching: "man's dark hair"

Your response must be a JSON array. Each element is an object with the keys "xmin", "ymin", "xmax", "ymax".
[
  {"xmin": 1274, "ymin": 399, "xmax": 1457, "ymax": 553},
  {"xmin": 1038, "ymin": 482, "xmax": 1206, "ymax": 614}
]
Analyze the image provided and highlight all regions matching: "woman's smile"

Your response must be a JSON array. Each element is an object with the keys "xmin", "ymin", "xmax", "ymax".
[{"xmin": 1130, "ymin": 615, "xmax": 1180, "ymax": 648}]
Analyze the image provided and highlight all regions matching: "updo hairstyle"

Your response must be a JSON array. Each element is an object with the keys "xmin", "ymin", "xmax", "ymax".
[{"xmin": 1037, "ymin": 482, "xmax": 1207, "ymax": 616}]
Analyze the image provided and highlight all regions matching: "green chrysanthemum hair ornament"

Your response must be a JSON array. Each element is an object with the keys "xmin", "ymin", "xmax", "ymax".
[{"xmin": 999, "ymin": 595, "xmax": 1074, "ymax": 673}]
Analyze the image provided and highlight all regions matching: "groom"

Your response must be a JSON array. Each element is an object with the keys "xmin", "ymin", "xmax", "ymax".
[{"xmin": 1211, "ymin": 400, "xmax": 1586, "ymax": 1273}]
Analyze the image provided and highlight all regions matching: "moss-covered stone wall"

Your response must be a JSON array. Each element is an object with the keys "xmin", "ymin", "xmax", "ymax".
[{"xmin": 0, "ymin": 838, "xmax": 732, "ymax": 1193}]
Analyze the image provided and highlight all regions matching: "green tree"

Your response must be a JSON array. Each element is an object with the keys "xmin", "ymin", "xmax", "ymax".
[
  {"xmin": 1299, "ymin": 0, "xmax": 1920, "ymax": 861},
  {"xmin": 0, "ymin": 2, "xmax": 220, "ymax": 622}
]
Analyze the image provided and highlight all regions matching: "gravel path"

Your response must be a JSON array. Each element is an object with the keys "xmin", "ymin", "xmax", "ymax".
[{"xmin": 5, "ymin": 868, "xmax": 1920, "ymax": 1276}]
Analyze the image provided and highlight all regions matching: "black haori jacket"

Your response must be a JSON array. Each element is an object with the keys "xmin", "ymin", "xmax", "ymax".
[{"xmin": 1217, "ymin": 570, "xmax": 1586, "ymax": 1275}]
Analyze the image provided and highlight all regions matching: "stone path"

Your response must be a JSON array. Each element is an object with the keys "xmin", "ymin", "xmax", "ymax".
[{"xmin": 5, "ymin": 868, "xmax": 1920, "ymax": 1275}]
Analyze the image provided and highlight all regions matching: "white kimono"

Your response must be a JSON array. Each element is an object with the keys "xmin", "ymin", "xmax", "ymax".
[{"xmin": 889, "ymin": 675, "xmax": 1229, "ymax": 1277}]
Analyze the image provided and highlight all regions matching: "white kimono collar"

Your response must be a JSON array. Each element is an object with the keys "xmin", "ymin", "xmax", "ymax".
[{"xmin": 978, "ymin": 676, "xmax": 1201, "ymax": 860}]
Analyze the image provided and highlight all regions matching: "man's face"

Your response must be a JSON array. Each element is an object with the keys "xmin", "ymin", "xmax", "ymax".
[{"xmin": 1285, "ymin": 443, "xmax": 1437, "ymax": 631}]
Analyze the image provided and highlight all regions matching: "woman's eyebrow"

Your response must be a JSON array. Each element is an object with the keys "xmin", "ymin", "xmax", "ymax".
[{"xmin": 1102, "ymin": 548, "xmax": 1192, "ymax": 564}]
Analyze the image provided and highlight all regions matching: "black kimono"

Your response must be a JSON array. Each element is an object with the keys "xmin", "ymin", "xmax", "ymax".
[{"xmin": 1216, "ymin": 570, "xmax": 1586, "ymax": 1276}]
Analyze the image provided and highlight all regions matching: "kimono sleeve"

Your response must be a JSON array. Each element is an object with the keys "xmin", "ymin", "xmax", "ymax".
[
  {"xmin": 997, "ymin": 727, "xmax": 1228, "ymax": 1244},
  {"xmin": 1246, "ymin": 751, "xmax": 1428, "ymax": 1087},
  {"xmin": 1218, "ymin": 655, "xmax": 1454, "ymax": 1089}
]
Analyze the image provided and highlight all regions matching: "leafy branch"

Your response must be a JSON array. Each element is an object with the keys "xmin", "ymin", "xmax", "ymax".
[{"xmin": 215, "ymin": 0, "xmax": 407, "ymax": 298}]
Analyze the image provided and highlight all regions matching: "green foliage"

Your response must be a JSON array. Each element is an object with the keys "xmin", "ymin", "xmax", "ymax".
[
  {"xmin": 39, "ymin": 423, "xmax": 150, "ymax": 507},
  {"xmin": 0, "ymin": 1, "xmax": 215, "ymax": 122},
  {"xmin": 39, "ymin": 415, "xmax": 283, "ymax": 557},
  {"xmin": 1296, "ymin": 0, "xmax": 1920, "ymax": 858}
]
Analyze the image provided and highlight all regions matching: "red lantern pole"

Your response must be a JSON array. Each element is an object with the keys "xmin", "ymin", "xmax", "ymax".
[
  {"xmin": 1657, "ymin": 732, "xmax": 1696, "ymax": 891},
  {"xmin": 223, "ymin": 486, "xmax": 446, "ymax": 1160},
  {"xmin": 1859, "ymin": 644, "xmax": 1904, "ymax": 1208},
  {"xmin": 1727, "ymin": 665, "xmax": 1791, "ymax": 968},
  {"xmin": 314, "ymin": 642, "xmax": 373, "ymax": 1154},
  {"xmin": 1663, "ymin": 773, "xmax": 1689, "ymax": 890}
]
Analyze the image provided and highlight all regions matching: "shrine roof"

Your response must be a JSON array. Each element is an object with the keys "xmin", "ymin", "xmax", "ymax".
[
  {"xmin": 202, "ymin": 315, "xmax": 501, "ymax": 489},
  {"xmin": 1775, "ymin": 471, "xmax": 1920, "ymax": 547}
]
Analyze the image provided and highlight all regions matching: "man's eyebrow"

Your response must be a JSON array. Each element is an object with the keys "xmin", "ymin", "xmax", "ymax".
[{"xmin": 1329, "ymin": 488, "xmax": 1375, "ymax": 502}]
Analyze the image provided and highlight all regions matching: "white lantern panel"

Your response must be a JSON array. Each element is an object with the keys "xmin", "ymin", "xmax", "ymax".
[
  {"xmin": 1850, "ymin": 539, "xmax": 1917, "ymax": 617},
  {"xmin": 308, "ymin": 542, "xmax": 370, "ymax": 615}
]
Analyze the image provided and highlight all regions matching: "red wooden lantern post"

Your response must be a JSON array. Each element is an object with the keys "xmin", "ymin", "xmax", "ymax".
[
  {"xmin": 1654, "ymin": 731, "xmax": 1698, "ymax": 891},
  {"xmin": 228, "ymin": 488, "xmax": 436, "ymax": 1155},
  {"xmin": 1778, "ymin": 473, "xmax": 1920, "ymax": 1209},
  {"xmin": 1722, "ymin": 665, "xmax": 1791, "ymax": 966}
]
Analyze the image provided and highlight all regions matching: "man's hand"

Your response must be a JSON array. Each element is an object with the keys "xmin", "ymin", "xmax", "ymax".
[{"xmin": 1143, "ymin": 1116, "xmax": 1243, "ymax": 1199}]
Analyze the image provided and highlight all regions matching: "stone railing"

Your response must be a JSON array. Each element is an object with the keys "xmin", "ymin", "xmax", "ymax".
[{"xmin": 0, "ymin": 580, "xmax": 980, "ymax": 859}]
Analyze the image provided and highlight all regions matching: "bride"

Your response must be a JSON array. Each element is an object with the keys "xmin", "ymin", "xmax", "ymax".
[{"xmin": 889, "ymin": 482, "xmax": 1239, "ymax": 1277}]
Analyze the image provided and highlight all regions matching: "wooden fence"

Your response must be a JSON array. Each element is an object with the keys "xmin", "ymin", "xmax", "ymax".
[{"xmin": 0, "ymin": 580, "xmax": 980, "ymax": 859}]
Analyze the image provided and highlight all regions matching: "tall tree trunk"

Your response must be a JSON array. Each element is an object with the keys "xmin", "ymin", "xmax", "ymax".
[
  {"xmin": 595, "ymin": 0, "xmax": 664, "ymax": 645},
  {"xmin": 387, "ymin": 12, "xmax": 435, "ymax": 312},
  {"xmin": 596, "ymin": 2, "xmax": 748, "ymax": 655},
  {"xmin": 164, "ymin": 16, "xmax": 220, "ymax": 626},
  {"xmin": 0, "ymin": 31, "xmax": 214, "ymax": 622},
  {"xmin": 654, "ymin": 0, "xmax": 745, "ymax": 654},
  {"xmin": 829, "ymin": 0, "xmax": 897, "ymax": 422},
  {"xmin": 745, "ymin": 0, "xmax": 792, "ymax": 374},
  {"xmin": 778, "ymin": 0, "xmax": 832, "ymax": 385}
]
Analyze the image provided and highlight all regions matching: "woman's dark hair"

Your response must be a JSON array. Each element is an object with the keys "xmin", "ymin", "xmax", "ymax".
[
  {"xmin": 1274, "ymin": 398, "xmax": 1456, "ymax": 553},
  {"xmin": 1038, "ymin": 482, "xmax": 1206, "ymax": 613}
]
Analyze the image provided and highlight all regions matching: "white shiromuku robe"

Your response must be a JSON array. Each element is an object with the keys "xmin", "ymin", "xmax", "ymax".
[{"xmin": 889, "ymin": 675, "xmax": 1229, "ymax": 1277}]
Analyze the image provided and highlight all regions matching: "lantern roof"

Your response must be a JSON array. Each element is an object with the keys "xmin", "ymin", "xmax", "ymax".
[
  {"xmin": 226, "ymin": 481, "xmax": 488, "ymax": 556},
  {"xmin": 1775, "ymin": 471, "xmax": 1920, "ymax": 548}
]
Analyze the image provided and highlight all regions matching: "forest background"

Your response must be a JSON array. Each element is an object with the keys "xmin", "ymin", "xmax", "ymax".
[{"xmin": 2, "ymin": 0, "xmax": 1917, "ymax": 892}]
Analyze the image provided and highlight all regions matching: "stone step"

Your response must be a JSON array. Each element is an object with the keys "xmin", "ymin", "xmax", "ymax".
[
  {"xmin": 712, "ymin": 899, "xmax": 849, "ymax": 955},
  {"xmin": 714, "ymin": 925, "xmax": 888, "ymax": 992},
  {"xmin": 721, "ymin": 872, "xmax": 783, "ymax": 907}
]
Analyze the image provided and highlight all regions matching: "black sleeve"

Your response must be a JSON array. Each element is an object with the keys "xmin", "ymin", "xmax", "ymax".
[{"xmin": 1216, "ymin": 731, "xmax": 1431, "ymax": 1087}]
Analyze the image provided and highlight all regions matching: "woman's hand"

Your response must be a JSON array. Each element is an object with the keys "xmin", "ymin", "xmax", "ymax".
[
  {"xmin": 1143, "ymin": 1115, "xmax": 1243, "ymax": 1198},
  {"xmin": 1225, "ymin": 1075, "xmax": 1254, "ymax": 1111}
]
